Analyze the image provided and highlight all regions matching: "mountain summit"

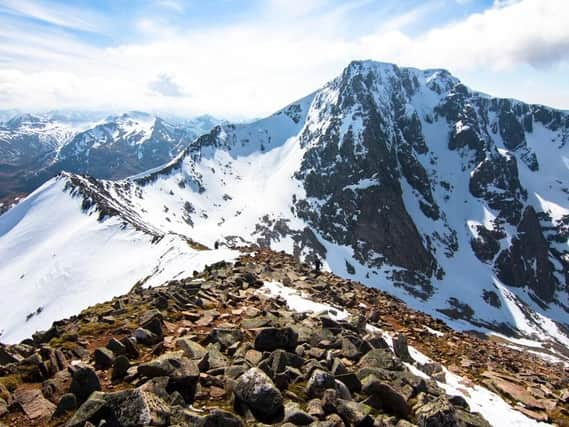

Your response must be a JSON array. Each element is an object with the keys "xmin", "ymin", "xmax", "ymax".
[{"xmin": 0, "ymin": 60, "xmax": 568, "ymax": 351}]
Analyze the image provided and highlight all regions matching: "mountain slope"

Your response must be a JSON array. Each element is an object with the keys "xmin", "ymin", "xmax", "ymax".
[
  {"xmin": 0, "ymin": 112, "xmax": 222, "ymax": 205},
  {"xmin": 0, "ymin": 60, "xmax": 568, "ymax": 350}
]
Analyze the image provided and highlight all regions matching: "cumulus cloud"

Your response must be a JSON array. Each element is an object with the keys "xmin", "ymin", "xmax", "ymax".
[
  {"xmin": 148, "ymin": 73, "xmax": 186, "ymax": 97},
  {"xmin": 362, "ymin": 0, "xmax": 569, "ymax": 71},
  {"xmin": 0, "ymin": 0, "xmax": 567, "ymax": 116}
]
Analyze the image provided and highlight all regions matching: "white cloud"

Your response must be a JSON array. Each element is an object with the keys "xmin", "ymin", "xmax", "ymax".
[
  {"xmin": 0, "ymin": 0, "xmax": 567, "ymax": 117},
  {"xmin": 148, "ymin": 73, "xmax": 186, "ymax": 97}
]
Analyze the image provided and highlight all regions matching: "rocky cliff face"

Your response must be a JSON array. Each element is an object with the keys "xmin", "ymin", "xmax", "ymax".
[{"xmin": 1, "ymin": 60, "xmax": 568, "ymax": 349}]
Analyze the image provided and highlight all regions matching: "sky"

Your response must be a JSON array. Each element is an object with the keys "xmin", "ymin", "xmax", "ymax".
[{"xmin": 0, "ymin": 0, "xmax": 568, "ymax": 119}]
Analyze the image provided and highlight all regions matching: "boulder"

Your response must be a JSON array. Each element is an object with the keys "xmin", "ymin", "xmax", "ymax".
[
  {"xmin": 53, "ymin": 393, "xmax": 77, "ymax": 419},
  {"xmin": 106, "ymin": 337, "xmax": 126, "ymax": 355},
  {"xmin": 93, "ymin": 347, "xmax": 114, "ymax": 370},
  {"xmin": 306, "ymin": 369, "xmax": 336, "ymax": 398},
  {"xmin": 111, "ymin": 355, "xmax": 130, "ymax": 381},
  {"xmin": 358, "ymin": 349, "xmax": 404, "ymax": 371},
  {"xmin": 284, "ymin": 402, "xmax": 315, "ymax": 425},
  {"xmin": 393, "ymin": 334, "xmax": 413, "ymax": 363},
  {"xmin": 415, "ymin": 397, "xmax": 458, "ymax": 427},
  {"xmin": 234, "ymin": 367, "xmax": 284, "ymax": 423},
  {"xmin": 176, "ymin": 337, "xmax": 207, "ymax": 359},
  {"xmin": 67, "ymin": 389, "xmax": 171, "ymax": 427},
  {"xmin": 137, "ymin": 351, "xmax": 199, "ymax": 402},
  {"xmin": 254, "ymin": 327, "xmax": 298, "ymax": 351},
  {"xmin": 208, "ymin": 328, "xmax": 244, "ymax": 349},
  {"xmin": 69, "ymin": 364, "xmax": 101, "ymax": 403},
  {"xmin": 336, "ymin": 399, "xmax": 374, "ymax": 427},
  {"xmin": 361, "ymin": 375, "xmax": 409, "ymax": 418},
  {"xmin": 134, "ymin": 328, "xmax": 161, "ymax": 346},
  {"xmin": 14, "ymin": 387, "xmax": 56, "ymax": 420}
]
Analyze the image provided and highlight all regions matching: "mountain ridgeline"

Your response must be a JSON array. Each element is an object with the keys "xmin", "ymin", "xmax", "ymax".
[
  {"xmin": 0, "ymin": 112, "xmax": 221, "ymax": 205},
  {"xmin": 1, "ymin": 60, "xmax": 568, "ymax": 347}
]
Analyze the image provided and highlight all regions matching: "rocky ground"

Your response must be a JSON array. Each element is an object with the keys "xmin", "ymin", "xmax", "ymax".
[{"xmin": 0, "ymin": 247, "xmax": 568, "ymax": 426}]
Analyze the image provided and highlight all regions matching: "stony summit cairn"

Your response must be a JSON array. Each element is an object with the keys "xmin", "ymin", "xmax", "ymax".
[{"xmin": 0, "ymin": 248, "xmax": 568, "ymax": 426}]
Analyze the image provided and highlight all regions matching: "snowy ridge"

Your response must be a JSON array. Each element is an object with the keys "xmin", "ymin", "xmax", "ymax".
[{"xmin": 0, "ymin": 60, "xmax": 568, "ymax": 351}]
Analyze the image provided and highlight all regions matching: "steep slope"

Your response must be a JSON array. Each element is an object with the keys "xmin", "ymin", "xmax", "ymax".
[
  {"xmin": 1, "ymin": 60, "xmax": 568, "ymax": 350},
  {"xmin": 0, "ymin": 176, "xmax": 238, "ymax": 343}
]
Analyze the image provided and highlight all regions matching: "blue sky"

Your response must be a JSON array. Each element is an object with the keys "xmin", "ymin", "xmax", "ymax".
[{"xmin": 0, "ymin": 0, "xmax": 567, "ymax": 118}]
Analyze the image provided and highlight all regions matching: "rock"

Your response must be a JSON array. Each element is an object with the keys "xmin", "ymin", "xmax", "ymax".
[
  {"xmin": 419, "ymin": 362, "xmax": 446, "ymax": 383},
  {"xmin": 392, "ymin": 334, "xmax": 413, "ymax": 363},
  {"xmin": 336, "ymin": 399, "xmax": 374, "ymax": 427},
  {"xmin": 307, "ymin": 398, "xmax": 325, "ymax": 419},
  {"xmin": 104, "ymin": 388, "xmax": 171, "ymax": 426},
  {"xmin": 208, "ymin": 328, "xmax": 244, "ymax": 349},
  {"xmin": 361, "ymin": 375, "xmax": 409, "ymax": 418},
  {"xmin": 198, "ymin": 345, "xmax": 229, "ymax": 371},
  {"xmin": 321, "ymin": 388, "xmax": 338, "ymax": 414},
  {"xmin": 306, "ymin": 369, "xmax": 336, "ymax": 398},
  {"xmin": 0, "ymin": 398, "xmax": 7, "ymax": 417},
  {"xmin": 0, "ymin": 346, "xmax": 22, "ymax": 365},
  {"xmin": 140, "ymin": 309, "xmax": 164, "ymax": 336},
  {"xmin": 65, "ymin": 394, "xmax": 108, "ymax": 427},
  {"xmin": 202, "ymin": 409, "xmax": 244, "ymax": 426},
  {"xmin": 255, "ymin": 327, "xmax": 298, "ymax": 351},
  {"xmin": 336, "ymin": 373, "xmax": 362, "ymax": 393},
  {"xmin": 41, "ymin": 378, "xmax": 60, "ymax": 399},
  {"xmin": 32, "ymin": 325, "xmax": 59, "ymax": 345},
  {"xmin": 358, "ymin": 349, "xmax": 404, "ymax": 371},
  {"xmin": 69, "ymin": 364, "xmax": 101, "ymax": 403},
  {"xmin": 448, "ymin": 395, "xmax": 469, "ymax": 410},
  {"xmin": 67, "ymin": 389, "xmax": 171, "ymax": 427},
  {"xmin": 261, "ymin": 349, "xmax": 304, "ymax": 382},
  {"xmin": 455, "ymin": 408, "xmax": 491, "ymax": 427},
  {"xmin": 111, "ymin": 355, "xmax": 130, "ymax": 381},
  {"xmin": 14, "ymin": 387, "xmax": 56, "ymax": 420},
  {"xmin": 53, "ymin": 393, "xmax": 77, "ymax": 419},
  {"xmin": 93, "ymin": 347, "xmax": 114, "ymax": 370},
  {"xmin": 176, "ymin": 336, "xmax": 207, "ymax": 359},
  {"xmin": 18, "ymin": 353, "xmax": 47, "ymax": 382},
  {"xmin": 121, "ymin": 336, "xmax": 140, "ymax": 358},
  {"xmin": 137, "ymin": 351, "xmax": 200, "ymax": 402},
  {"xmin": 335, "ymin": 379, "xmax": 352, "ymax": 400},
  {"xmin": 415, "ymin": 397, "xmax": 458, "ymax": 427},
  {"xmin": 245, "ymin": 349, "xmax": 263, "ymax": 365},
  {"xmin": 284, "ymin": 402, "xmax": 315, "ymax": 425},
  {"xmin": 106, "ymin": 337, "xmax": 126, "ymax": 355},
  {"xmin": 134, "ymin": 327, "xmax": 161, "ymax": 346},
  {"xmin": 234, "ymin": 367, "xmax": 284, "ymax": 423}
]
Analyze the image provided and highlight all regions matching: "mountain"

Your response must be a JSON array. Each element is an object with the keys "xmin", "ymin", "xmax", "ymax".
[
  {"xmin": 0, "ymin": 60, "xmax": 568, "ymax": 354},
  {"xmin": 0, "ymin": 112, "xmax": 223, "ymax": 208}
]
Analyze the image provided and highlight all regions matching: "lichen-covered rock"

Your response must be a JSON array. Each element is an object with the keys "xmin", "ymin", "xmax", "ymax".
[
  {"xmin": 306, "ymin": 369, "xmax": 336, "ymax": 398},
  {"xmin": 415, "ymin": 397, "xmax": 458, "ymax": 427},
  {"xmin": 233, "ymin": 367, "xmax": 284, "ymax": 423}
]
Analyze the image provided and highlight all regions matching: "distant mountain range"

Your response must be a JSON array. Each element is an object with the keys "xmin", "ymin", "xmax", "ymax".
[{"xmin": 0, "ymin": 111, "xmax": 223, "ymax": 210}]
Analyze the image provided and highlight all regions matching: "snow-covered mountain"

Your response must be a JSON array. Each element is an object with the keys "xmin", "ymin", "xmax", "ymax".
[
  {"xmin": 1, "ymin": 60, "xmax": 568, "ymax": 350},
  {"xmin": 0, "ymin": 112, "xmax": 223, "ymax": 205}
]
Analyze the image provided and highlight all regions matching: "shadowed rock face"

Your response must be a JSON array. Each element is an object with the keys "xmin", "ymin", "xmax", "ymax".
[
  {"xmin": 496, "ymin": 206, "xmax": 557, "ymax": 302},
  {"xmin": 295, "ymin": 63, "xmax": 437, "ymax": 278}
]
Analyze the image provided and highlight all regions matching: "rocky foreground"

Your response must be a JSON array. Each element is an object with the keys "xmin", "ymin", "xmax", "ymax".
[{"xmin": 0, "ymin": 248, "xmax": 568, "ymax": 426}]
